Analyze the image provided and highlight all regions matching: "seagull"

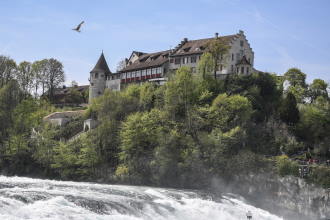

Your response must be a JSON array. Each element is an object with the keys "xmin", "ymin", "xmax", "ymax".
[{"xmin": 72, "ymin": 21, "xmax": 84, "ymax": 32}]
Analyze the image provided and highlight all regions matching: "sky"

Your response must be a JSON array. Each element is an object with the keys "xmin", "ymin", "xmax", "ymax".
[{"xmin": 0, "ymin": 0, "xmax": 329, "ymax": 85}]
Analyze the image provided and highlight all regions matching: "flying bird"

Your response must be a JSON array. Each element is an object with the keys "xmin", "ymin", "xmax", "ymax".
[{"xmin": 72, "ymin": 21, "xmax": 84, "ymax": 32}]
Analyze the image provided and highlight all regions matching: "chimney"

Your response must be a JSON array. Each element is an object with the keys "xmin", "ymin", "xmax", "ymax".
[
  {"xmin": 215, "ymin": 32, "xmax": 219, "ymax": 38},
  {"xmin": 239, "ymin": 30, "xmax": 244, "ymax": 35},
  {"xmin": 181, "ymin": 38, "xmax": 188, "ymax": 44}
]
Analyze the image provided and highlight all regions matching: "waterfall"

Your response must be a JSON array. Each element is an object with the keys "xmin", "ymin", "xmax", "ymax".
[{"xmin": 0, "ymin": 176, "xmax": 283, "ymax": 220}]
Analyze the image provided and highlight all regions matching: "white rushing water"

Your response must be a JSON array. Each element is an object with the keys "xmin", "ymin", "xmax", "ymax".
[{"xmin": 0, "ymin": 176, "xmax": 283, "ymax": 220}]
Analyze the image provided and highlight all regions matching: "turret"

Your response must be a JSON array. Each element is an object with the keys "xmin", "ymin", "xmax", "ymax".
[{"xmin": 89, "ymin": 52, "xmax": 111, "ymax": 103}]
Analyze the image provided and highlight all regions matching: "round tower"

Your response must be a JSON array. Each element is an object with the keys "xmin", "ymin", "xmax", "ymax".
[{"xmin": 89, "ymin": 52, "xmax": 111, "ymax": 103}]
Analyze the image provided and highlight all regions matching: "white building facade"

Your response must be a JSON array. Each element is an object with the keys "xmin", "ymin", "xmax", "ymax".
[{"xmin": 88, "ymin": 30, "xmax": 256, "ymax": 102}]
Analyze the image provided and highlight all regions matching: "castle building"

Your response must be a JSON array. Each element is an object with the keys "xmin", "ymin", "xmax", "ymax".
[{"xmin": 89, "ymin": 30, "xmax": 255, "ymax": 103}]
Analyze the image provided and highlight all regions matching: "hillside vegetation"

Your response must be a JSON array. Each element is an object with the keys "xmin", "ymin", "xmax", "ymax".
[{"xmin": 0, "ymin": 53, "xmax": 329, "ymax": 189}]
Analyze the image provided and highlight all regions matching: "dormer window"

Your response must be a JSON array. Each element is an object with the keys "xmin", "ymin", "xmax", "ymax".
[
  {"xmin": 183, "ymin": 47, "xmax": 191, "ymax": 52},
  {"xmin": 240, "ymin": 40, "xmax": 244, "ymax": 47}
]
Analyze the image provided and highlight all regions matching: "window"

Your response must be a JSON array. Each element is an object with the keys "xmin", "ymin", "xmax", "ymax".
[
  {"xmin": 147, "ymin": 69, "xmax": 151, "ymax": 75},
  {"xmin": 236, "ymin": 53, "xmax": 240, "ymax": 61},
  {"xmin": 191, "ymin": 56, "xmax": 197, "ymax": 63},
  {"xmin": 136, "ymin": 70, "xmax": 141, "ymax": 77},
  {"xmin": 174, "ymin": 58, "xmax": 181, "ymax": 64},
  {"xmin": 91, "ymin": 83, "xmax": 94, "ymax": 86},
  {"xmin": 101, "ymin": 74, "xmax": 104, "ymax": 78},
  {"xmin": 220, "ymin": 65, "xmax": 223, "ymax": 71},
  {"xmin": 231, "ymin": 65, "xmax": 234, "ymax": 72},
  {"xmin": 152, "ymin": 68, "xmax": 157, "ymax": 74},
  {"xmin": 95, "ymin": 73, "xmax": 99, "ymax": 78},
  {"xmin": 247, "ymin": 67, "xmax": 249, "ymax": 74},
  {"xmin": 170, "ymin": 58, "xmax": 174, "ymax": 63},
  {"xmin": 232, "ymin": 54, "xmax": 234, "ymax": 61},
  {"xmin": 157, "ymin": 67, "xmax": 162, "ymax": 73},
  {"xmin": 237, "ymin": 67, "xmax": 239, "ymax": 73},
  {"xmin": 241, "ymin": 67, "xmax": 244, "ymax": 74},
  {"xmin": 121, "ymin": 73, "xmax": 126, "ymax": 79},
  {"xmin": 132, "ymin": 71, "xmax": 135, "ymax": 78},
  {"xmin": 142, "ymin": 69, "xmax": 146, "ymax": 76},
  {"xmin": 240, "ymin": 40, "xmax": 244, "ymax": 47}
]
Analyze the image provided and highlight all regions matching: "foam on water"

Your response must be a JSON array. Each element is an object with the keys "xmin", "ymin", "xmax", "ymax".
[{"xmin": 0, "ymin": 176, "xmax": 283, "ymax": 220}]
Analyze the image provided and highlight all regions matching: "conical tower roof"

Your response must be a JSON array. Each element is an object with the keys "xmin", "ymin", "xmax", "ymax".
[{"xmin": 90, "ymin": 52, "xmax": 111, "ymax": 74}]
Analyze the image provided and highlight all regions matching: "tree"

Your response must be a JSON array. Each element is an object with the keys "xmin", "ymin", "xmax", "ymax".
[
  {"xmin": 309, "ymin": 79, "xmax": 328, "ymax": 103},
  {"xmin": 0, "ymin": 56, "xmax": 17, "ymax": 88},
  {"xmin": 32, "ymin": 59, "xmax": 48, "ymax": 95},
  {"xmin": 119, "ymin": 109, "xmax": 167, "ymax": 184},
  {"xmin": 197, "ymin": 52, "xmax": 215, "ymax": 80},
  {"xmin": 116, "ymin": 59, "xmax": 127, "ymax": 72},
  {"xmin": 16, "ymin": 61, "xmax": 33, "ymax": 96},
  {"xmin": 46, "ymin": 58, "xmax": 65, "ymax": 101},
  {"xmin": 206, "ymin": 37, "xmax": 230, "ymax": 79},
  {"xmin": 284, "ymin": 68, "xmax": 307, "ymax": 88},
  {"xmin": 279, "ymin": 92, "xmax": 300, "ymax": 125},
  {"xmin": 32, "ymin": 60, "xmax": 48, "ymax": 98},
  {"xmin": 0, "ymin": 81, "xmax": 22, "ymax": 144},
  {"xmin": 209, "ymin": 93, "xmax": 253, "ymax": 131},
  {"xmin": 165, "ymin": 66, "xmax": 198, "ymax": 121}
]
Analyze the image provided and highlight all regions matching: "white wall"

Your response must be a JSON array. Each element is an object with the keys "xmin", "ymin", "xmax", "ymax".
[
  {"xmin": 106, "ymin": 79, "xmax": 121, "ymax": 91},
  {"xmin": 89, "ymin": 71, "xmax": 106, "ymax": 103}
]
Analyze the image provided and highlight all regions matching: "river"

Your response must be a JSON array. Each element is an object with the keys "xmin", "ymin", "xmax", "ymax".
[{"xmin": 0, "ymin": 175, "xmax": 283, "ymax": 220}]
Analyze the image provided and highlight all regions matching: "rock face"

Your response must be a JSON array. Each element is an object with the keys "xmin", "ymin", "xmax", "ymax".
[{"xmin": 227, "ymin": 173, "xmax": 330, "ymax": 219}]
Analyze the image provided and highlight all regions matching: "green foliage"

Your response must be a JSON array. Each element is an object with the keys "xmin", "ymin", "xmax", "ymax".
[
  {"xmin": 276, "ymin": 155, "xmax": 299, "ymax": 177},
  {"xmin": 1, "ymin": 55, "xmax": 330, "ymax": 190},
  {"xmin": 119, "ymin": 109, "xmax": 168, "ymax": 184},
  {"xmin": 197, "ymin": 52, "xmax": 215, "ymax": 80},
  {"xmin": 51, "ymin": 133, "xmax": 99, "ymax": 179},
  {"xmin": 206, "ymin": 37, "xmax": 230, "ymax": 78},
  {"xmin": 279, "ymin": 92, "xmax": 300, "ymax": 125},
  {"xmin": 284, "ymin": 68, "xmax": 307, "ymax": 88},
  {"xmin": 210, "ymin": 94, "xmax": 252, "ymax": 130},
  {"xmin": 307, "ymin": 166, "xmax": 330, "ymax": 188},
  {"xmin": 296, "ymin": 103, "xmax": 330, "ymax": 146},
  {"xmin": 309, "ymin": 79, "xmax": 328, "ymax": 103},
  {"xmin": 165, "ymin": 66, "xmax": 199, "ymax": 120}
]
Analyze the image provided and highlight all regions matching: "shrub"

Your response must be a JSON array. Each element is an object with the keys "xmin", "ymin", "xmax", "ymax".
[
  {"xmin": 276, "ymin": 155, "xmax": 299, "ymax": 177},
  {"xmin": 307, "ymin": 166, "xmax": 330, "ymax": 188}
]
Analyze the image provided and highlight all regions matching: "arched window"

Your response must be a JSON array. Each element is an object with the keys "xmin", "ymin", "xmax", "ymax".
[{"xmin": 95, "ymin": 73, "xmax": 99, "ymax": 79}]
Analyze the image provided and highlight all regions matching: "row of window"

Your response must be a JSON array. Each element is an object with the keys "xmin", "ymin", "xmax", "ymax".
[
  {"xmin": 121, "ymin": 67, "xmax": 163, "ymax": 79},
  {"xmin": 93, "ymin": 72, "xmax": 104, "ymax": 79},
  {"xmin": 237, "ymin": 66, "xmax": 250, "ymax": 74},
  {"xmin": 171, "ymin": 55, "xmax": 201, "ymax": 65}
]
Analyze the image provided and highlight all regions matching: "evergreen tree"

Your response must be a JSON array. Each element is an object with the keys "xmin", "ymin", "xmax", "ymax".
[{"xmin": 279, "ymin": 92, "xmax": 300, "ymax": 125}]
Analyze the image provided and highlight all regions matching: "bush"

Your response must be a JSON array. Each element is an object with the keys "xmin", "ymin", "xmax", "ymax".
[
  {"xmin": 307, "ymin": 166, "xmax": 330, "ymax": 188},
  {"xmin": 276, "ymin": 155, "xmax": 299, "ymax": 177}
]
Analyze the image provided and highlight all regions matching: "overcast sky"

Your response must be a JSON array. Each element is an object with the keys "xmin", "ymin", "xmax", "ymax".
[{"xmin": 0, "ymin": 0, "xmax": 329, "ymax": 85}]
